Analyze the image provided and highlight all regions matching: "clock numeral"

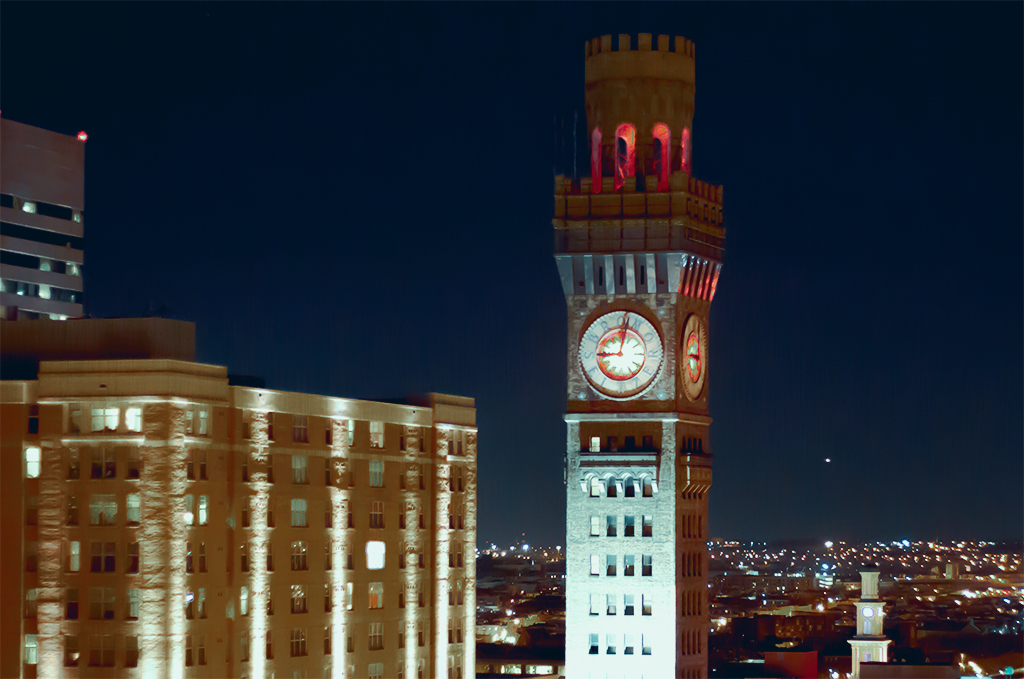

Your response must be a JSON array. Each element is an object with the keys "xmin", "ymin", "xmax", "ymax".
[{"xmin": 581, "ymin": 351, "xmax": 594, "ymax": 360}]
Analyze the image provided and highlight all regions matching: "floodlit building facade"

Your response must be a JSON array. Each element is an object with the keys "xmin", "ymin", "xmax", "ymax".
[
  {"xmin": 1, "ymin": 118, "xmax": 87, "ymax": 320},
  {"xmin": 554, "ymin": 33, "xmax": 725, "ymax": 678},
  {"xmin": 1, "ymin": 318, "xmax": 476, "ymax": 679}
]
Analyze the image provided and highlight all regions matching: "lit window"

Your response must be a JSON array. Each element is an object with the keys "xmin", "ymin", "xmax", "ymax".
[
  {"xmin": 606, "ymin": 594, "xmax": 617, "ymax": 616},
  {"xmin": 590, "ymin": 554, "xmax": 600, "ymax": 576},
  {"xmin": 346, "ymin": 419, "xmax": 355, "ymax": 446},
  {"xmin": 369, "ymin": 661, "xmax": 384, "ymax": 679},
  {"xmin": 368, "ymin": 582, "xmax": 383, "ymax": 609},
  {"xmin": 128, "ymin": 589, "xmax": 140, "ymax": 620},
  {"xmin": 292, "ymin": 455, "xmax": 308, "ymax": 483},
  {"xmin": 198, "ymin": 495, "xmax": 209, "ymax": 525},
  {"xmin": 291, "ymin": 499, "xmax": 307, "ymax": 527},
  {"xmin": 292, "ymin": 415, "xmax": 308, "ymax": 443},
  {"xmin": 184, "ymin": 495, "xmax": 194, "ymax": 524},
  {"xmin": 68, "ymin": 541, "xmax": 80, "ymax": 572},
  {"xmin": 291, "ymin": 541, "xmax": 308, "ymax": 571},
  {"xmin": 92, "ymin": 407, "xmax": 118, "ymax": 432},
  {"xmin": 366, "ymin": 541, "xmax": 385, "ymax": 570},
  {"xmin": 643, "ymin": 594, "xmax": 652, "ymax": 616},
  {"xmin": 198, "ymin": 409, "xmax": 208, "ymax": 435},
  {"xmin": 90, "ymin": 495, "xmax": 117, "ymax": 525},
  {"xmin": 589, "ymin": 436, "xmax": 600, "ymax": 452},
  {"xmin": 589, "ymin": 478, "xmax": 601, "ymax": 497},
  {"xmin": 291, "ymin": 585, "xmax": 307, "ymax": 614},
  {"xmin": 680, "ymin": 127, "xmax": 692, "ymax": 175},
  {"xmin": 240, "ymin": 586, "xmax": 249, "ymax": 616},
  {"xmin": 369, "ymin": 459, "xmax": 384, "ymax": 487},
  {"xmin": 369, "ymin": 421, "xmax": 384, "ymax": 448},
  {"xmin": 127, "ymin": 494, "xmax": 141, "ymax": 524},
  {"xmin": 346, "ymin": 582, "xmax": 353, "ymax": 611},
  {"xmin": 125, "ymin": 407, "xmax": 142, "ymax": 432},
  {"xmin": 24, "ymin": 634, "xmax": 38, "ymax": 665},
  {"xmin": 25, "ymin": 447, "xmax": 40, "ymax": 478}
]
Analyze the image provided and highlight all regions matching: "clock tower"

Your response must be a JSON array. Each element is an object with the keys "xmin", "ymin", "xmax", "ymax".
[
  {"xmin": 554, "ymin": 34, "xmax": 725, "ymax": 678},
  {"xmin": 848, "ymin": 566, "xmax": 891, "ymax": 678}
]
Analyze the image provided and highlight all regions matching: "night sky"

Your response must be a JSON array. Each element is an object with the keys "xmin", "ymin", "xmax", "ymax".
[{"xmin": 3, "ymin": 3, "xmax": 1021, "ymax": 547}]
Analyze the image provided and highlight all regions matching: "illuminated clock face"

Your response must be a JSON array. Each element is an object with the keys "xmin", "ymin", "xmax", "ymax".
[
  {"xmin": 682, "ymin": 314, "xmax": 707, "ymax": 401},
  {"xmin": 579, "ymin": 311, "xmax": 663, "ymax": 399},
  {"xmin": 863, "ymin": 607, "xmax": 875, "ymax": 618}
]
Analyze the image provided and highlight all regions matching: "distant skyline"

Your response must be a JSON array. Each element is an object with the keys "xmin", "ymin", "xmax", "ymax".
[{"xmin": 2, "ymin": 3, "xmax": 1020, "ymax": 546}]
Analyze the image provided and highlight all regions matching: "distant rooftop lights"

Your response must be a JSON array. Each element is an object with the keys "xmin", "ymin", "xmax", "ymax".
[{"xmin": 77, "ymin": 131, "xmax": 88, "ymax": 142}]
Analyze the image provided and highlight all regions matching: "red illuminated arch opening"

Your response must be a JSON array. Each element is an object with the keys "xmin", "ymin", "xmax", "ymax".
[
  {"xmin": 652, "ymin": 123, "xmax": 671, "ymax": 191},
  {"xmin": 680, "ymin": 127, "xmax": 692, "ymax": 175},
  {"xmin": 614, "ymin": 124, "xmax": 635, "ymax": 191},
  {"xmin": 590, "ymin": 128, "xmax": 603, "ymax": 194}
]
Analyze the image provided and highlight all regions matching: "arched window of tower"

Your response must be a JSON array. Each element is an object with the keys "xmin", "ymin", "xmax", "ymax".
[
  {"xmin": 653, "ymin": 123, "xmax": 671, "ymax": 190},
  {"xmin": 680, "ymin": 127, "xmax": 692, "ymax": 175},
  {"xmin": 615, "ymin": 123, "xmax": 636, "ymax": 191},
  {"xmin": 590, "ymin": 128, "xmax": 602, "ymax": 193}
]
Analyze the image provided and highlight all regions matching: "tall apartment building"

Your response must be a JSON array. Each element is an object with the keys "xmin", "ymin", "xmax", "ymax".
[
  {"xmin": 554, "ymin": 34, "xmax": 725, "ymax": 678},
  {"xmin": 1, "ymin": 117, "xmax": 87, "ymax": 320},
  {"xmin": 1, "ymin": 318, "xmax": 477, "ymax": 679}
]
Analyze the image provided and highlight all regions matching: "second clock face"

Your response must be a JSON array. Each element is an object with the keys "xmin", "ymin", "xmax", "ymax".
[
  {"xmin": 682, "ymin": 314, "xmax": 707, "ymax": 401},
  {"xmin": 579, "ymin": 311, "xmax": 664, "ymax": 399}
]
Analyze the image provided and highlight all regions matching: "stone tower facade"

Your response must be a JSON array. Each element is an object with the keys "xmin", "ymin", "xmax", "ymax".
[
  {"xmin": 848, "ymin": 566, "xmax": 891, "ymax": 678},
  {"xmin": 554, "ymin": 33, "xmax": 725, "ymax": 679}
]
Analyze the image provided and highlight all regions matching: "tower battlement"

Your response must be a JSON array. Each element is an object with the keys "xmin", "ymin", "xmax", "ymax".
[{"xmin": 585, "ymin": 32, "xmax": 695, "ymax": 61}]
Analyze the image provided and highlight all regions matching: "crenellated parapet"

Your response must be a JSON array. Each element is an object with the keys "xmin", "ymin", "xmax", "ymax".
[{"xmin": 553, "ymin": 172, "xmax": 725, "ymax": 257}]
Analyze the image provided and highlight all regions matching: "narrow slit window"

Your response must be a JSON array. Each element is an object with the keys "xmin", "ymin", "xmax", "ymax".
[{"xmin": 614, "ymin": 123, "xmax": 636, "ymax": 191}]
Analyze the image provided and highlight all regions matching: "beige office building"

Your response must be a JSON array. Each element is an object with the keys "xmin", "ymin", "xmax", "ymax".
[{"xmin": 1, "ymin": 318, "xmax": 476, "ymax": 679}]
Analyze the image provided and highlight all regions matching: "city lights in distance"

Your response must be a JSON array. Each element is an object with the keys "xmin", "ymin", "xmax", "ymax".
[{"xmin": 77, "ymin": 130, "xmax": 88, "ymax": 141}]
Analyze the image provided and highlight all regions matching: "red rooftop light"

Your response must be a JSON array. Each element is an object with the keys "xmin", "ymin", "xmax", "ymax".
[{"xmin": 77, "ymin": 131, "xmax": 88, "ymax": 142}]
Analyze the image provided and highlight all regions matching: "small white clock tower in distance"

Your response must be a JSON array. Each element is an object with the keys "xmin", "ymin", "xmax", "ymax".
[{"xmin": 848, "ymin": 565, "xmax": 892, "ymax": 678}]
